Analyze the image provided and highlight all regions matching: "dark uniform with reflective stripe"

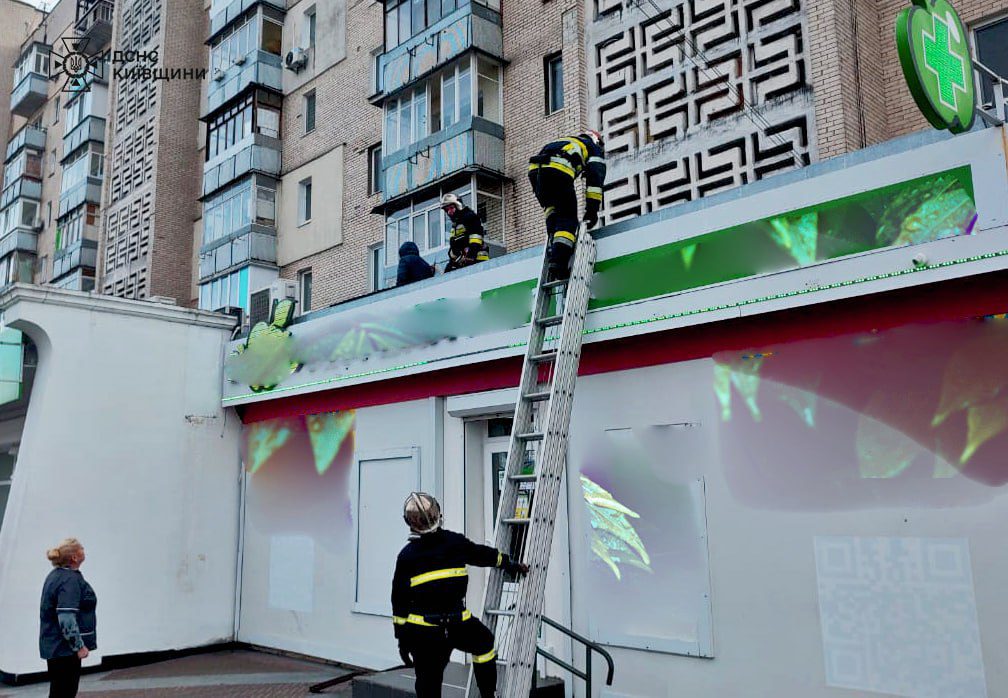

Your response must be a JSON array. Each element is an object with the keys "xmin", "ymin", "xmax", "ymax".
[
  {"xmin": 528, "ymin": 134, "xmax": 607, "ymax": 276},
  {"xmin": 392, "ymin": 529, "xmax": 513, "ymax": 697},
  {"xmin": 445, "ymin": 207, "xmax": 490, "ymax": 272}
]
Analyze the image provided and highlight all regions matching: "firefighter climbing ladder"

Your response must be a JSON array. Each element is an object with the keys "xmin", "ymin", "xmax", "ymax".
[{"xmin": 468, "ymin": 225, "xmax": 597, "ymax": 698}]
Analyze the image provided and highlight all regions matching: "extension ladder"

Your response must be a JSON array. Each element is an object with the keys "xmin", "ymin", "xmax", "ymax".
[{"xmin": 468, "ymin": 225, "xmax": 597, "ymax": 697}]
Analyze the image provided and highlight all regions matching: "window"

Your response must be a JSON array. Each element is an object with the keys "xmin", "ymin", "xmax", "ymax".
[
  {"xmin": 198, "ymin": 267, "xmax": 250, "ymax": 311},
  {"xmin": 304, "ymin": 6, "xmax": 317, "ymax": 48},
  {"xmin": 975, "ymin": 18, "xmax": 1008, "ymax": 108},
  {"xmin": 545, "ymin": 52, "xmax": 564, "ymax": 114},
  {"xmin": 53, "ymin": 96, "xmax": 60, "ymax": 124},
  {"xmin": 58, "ymin": 145, "xmax": 102, "ymax": 192},
  {"xmin": 384, "ymin": 184, "xmax": 471, "ymax": 264},
  {"xmin": 438, "ymin": 60, "xmax": 471, "ymax": 131},
  {"xmin": 370, "ymin": 244, "xmax": 385, "ymax": 291},
  {"xmin": 261, "ymin": 18, "xmax": 283, "ymax": 55},
  {"xmin": 203, "ymin": 178, "xmax": 254, "ymax": 245},
  {"xmin": 299, "ymin": 269, "xmax": 313, "ymax": 312},
  {"xmin": 368, "ymin": 144, "xmax": 383, "ymax": 195},
  {"xmin": 210, "ymin": 13, "xmax": 258, "ymax": 72},
  {"xmin": 299, "ymin": 177, "xmax": 313, "ymax": 225},
  {"xmin": 48, "ymin": 152, "xmax": 56, "ymax": 176},
  {"xmin": 384, "ymin": 86, "xmax": 428, "ymax": 153},
  {"xmin": 476, "ymin": 58, "xmax": 501, "ymax": 123},
  {"xmin": 304, "ymin": 91, "xmax": 316, "ymax": 133},
  {"xmin": 206, "ymin": 91, "xmax": 280, "ymax": 159}
]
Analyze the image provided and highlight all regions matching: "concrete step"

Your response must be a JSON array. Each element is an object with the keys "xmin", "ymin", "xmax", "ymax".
[{"xmin": 352, "ymin": 661, "xmax": 564, "ymax": 698}]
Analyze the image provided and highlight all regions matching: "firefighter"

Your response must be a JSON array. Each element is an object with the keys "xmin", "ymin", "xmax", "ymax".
[
  {"xmin": 528, "ymin": 130, "xmax": 607, "ymax": 280},
  {"xmin": 392, "ymin": 492, "xmax": 528, "ymax": 698},
  {"xmin": 442, "ymin": 194, "xmax": 490, "ymax": 272}
]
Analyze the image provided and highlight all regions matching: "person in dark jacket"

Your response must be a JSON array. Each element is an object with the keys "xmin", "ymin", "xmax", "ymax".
[
  {"xmin": 40, "ymin": 538, "xmax": 97, "ymax": 698},
  {"xmin": 528, "ymin": 130, "xmax": 607, "ymax": 280},
  {"xmin": 396, "ymin": 241, "xmax": 435, "ymax": 287},
  {"xmin": 392, "ymin": 492, "xmax": 527, "ymax": 698},
  {"xmin": 441, "ymin": 194, "xmax": 489, "ymax": 272}
]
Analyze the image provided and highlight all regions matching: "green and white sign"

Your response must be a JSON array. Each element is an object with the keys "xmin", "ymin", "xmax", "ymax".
[{"xmin": 895, "ymin": 0, "xmax": 976, "ymax": 133}]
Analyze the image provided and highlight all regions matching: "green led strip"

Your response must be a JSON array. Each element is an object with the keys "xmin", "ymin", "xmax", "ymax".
[{"xmin": 222, "ymin": 249, "xmax": 1008, "ymax": 403}]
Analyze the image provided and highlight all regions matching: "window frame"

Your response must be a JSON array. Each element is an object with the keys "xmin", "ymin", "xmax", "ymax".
[
  {"xmin": 368, "ymin": 143, "xmax": 383, "ymax": 196},
  {"xmin": 544, "ymin": 52, "xmax": 564, "ymax": 115},
  {"xmin": 304, "ymin": 5, "xmax": 317, "ymax": 49},
  {"xmin": 298, "ymin": 268, "xmax": 313, "ymax": 312},
  {"xmin": 972, "ymin": 15, "xmax": 1008, "ymax": 109},
  {"xmin": 298, "ymin": 177, "xmax": 313, "ymax": 226},
  {"xmin": 304, "ymin": 90, "xmax": 317, "ymax": 134}
]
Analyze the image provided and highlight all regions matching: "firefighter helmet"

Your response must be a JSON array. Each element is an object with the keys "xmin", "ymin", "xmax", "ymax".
[
  {"xmin": 403, "ymin": 492, "xmax": 442, "ymax": 534},
  {"xmin": 583, "ymin": 129, "xmax": 604, "ymax": 149},
  {"xmin": 441, "ymin": 193, "xmax": 462, "ymax": 210}
]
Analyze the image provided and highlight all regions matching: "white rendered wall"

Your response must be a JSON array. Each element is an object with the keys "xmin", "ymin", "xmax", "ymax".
[{"xmin": 0, "ymin": 286, "xmax": 241, "ymax": 677}]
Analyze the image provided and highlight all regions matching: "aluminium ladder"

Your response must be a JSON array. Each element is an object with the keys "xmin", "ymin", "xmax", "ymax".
[{"xmin": 468, "ymin": 225, "xmax": 597, "ymax": 698}]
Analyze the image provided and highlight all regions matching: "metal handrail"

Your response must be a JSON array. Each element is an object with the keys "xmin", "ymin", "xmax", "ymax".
[
  {"xmin": 534, "ymin": 615, "xmax": 614, "ymax": 696},
  {"xmin": 973, "ymin": 59, "xmax": 1007, "ymax": 126}
]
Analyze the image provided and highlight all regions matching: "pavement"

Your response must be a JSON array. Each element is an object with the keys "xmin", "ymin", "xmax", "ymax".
[{"xmin": 0, "ymin": 649, "xmax": 356, "ymax": 697}]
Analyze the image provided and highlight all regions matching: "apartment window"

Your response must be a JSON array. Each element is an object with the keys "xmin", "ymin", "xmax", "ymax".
[
  {"xmin": 304, "ymin": 6, "xmax": 317, "ymax": 48},
  {"xmin": 369, "ymin": 244, "xmax": 385, "ymax": 291},
  {"xmin": 384, "ymin": 186, "xmax": 470, "ymax": 265},
  {"xmin": 261, "ymin": 18, "xmax": 283, "ymax": 55},
  {"xmin": 198, "ymin": 267, "xmax": 250, "ymax": 311},
  {"xmin": 203, "ymin": 179, "xmax": 252, "ymax": 245},
  {"xmin": 53, "ymin": 96, "xmax": 60, "ymax": 124},
  {"xmin": 299, "ymin": 178, "xmax": 313, "ymax": 225},
  {"xmin": 476, "ymin": 58, "xmax": 501, "ymax": 123},
  {"xmin": 975, "ymin": 18, "xmax": 1008, "ymax": 107},
  {"xmin": 438, "ymin": 60, "xmax": 471, "ymax": 130},
  {"xmin": 48, "ymin": 152, "xmax": 56, "ymax": 176},
  {"xmin": 210, "ymin": 13, "xmax": 257, "ymax": 72},
  {"xmin": 384, "ymin": 86, "xmax": 428, "ymax": 153},
  {"xmin": 299, "ymin": 269, "xmax": 313, "ymax": 312},
  {"xmin": 304, "ymin": 91, "xmax": 317, "ymax": 133},
  {"xmin": 545, "ymin": 53, "xmax": 564, "ymax": 114},
  {"xmin": 368, "ymin": 144, "xmax": 383, "ymax": 195}
]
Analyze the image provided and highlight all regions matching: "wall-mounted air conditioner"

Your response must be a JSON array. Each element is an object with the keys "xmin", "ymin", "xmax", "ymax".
[
  {"xmin": 213, "ymin": 68, "xmax": 225, "ymax": 81},
  {"xmin": 284, "ymin": 48, "xmax": 308, "ymax": 73},
  {"xmin": 248, "ymin": 278, "xmax": 298, "ymax": 327}
]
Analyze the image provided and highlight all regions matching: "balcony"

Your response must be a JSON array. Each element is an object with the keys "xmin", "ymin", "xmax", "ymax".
[
  {"xmin": 381, "ymin": 117, "xmax": 503, "ymax": 203},
  {"xmin": 1, "ymin": 180, "xmax": 42, "ymax": 211},
  {"xmin": 373, "ymin": 2, "xmax": 502, "ymax": 101},
  {"xmin": 203, "ymin": 137, "xmax": 280, "ymax": 196},
  {"xmin": 53, "ymin": 239, "xmax": 98, "ymax": 280},
  {"xmin": 63, "ymin": 117, "xmax": 106, "ymax": 162},
  {"xmin": 75, "ymin": 0, "xmax": 114, "ymax": 51},
  {"xmin": 5, "ymin": 126, "xmax": 46, "ymax": 163},
  {"xmin": 58, "ymin": 178, "xmax": 102, "ymax": 218},
  {"xmin": 0, "ymin": 229, "xmax": 38, "ymax": 257},
  {"xmin": 198, "ymin": 227, "xmax": 276, "ymax": 279},
  {"xmin": 209, "ymin": 0, "xmax": 284, "ymax": 40},
  {"xmin": 205, "ymin": 52, "xmax": 282, "ymax": 116},
  {"xmin": 11, "ymin": 73, "xmax": 48, "ymax": 118}
]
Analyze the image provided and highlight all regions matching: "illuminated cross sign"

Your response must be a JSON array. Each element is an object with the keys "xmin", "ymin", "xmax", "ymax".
[{"xmin": 896, "ymin": 0, "xmax": 976, "ymax": 133}]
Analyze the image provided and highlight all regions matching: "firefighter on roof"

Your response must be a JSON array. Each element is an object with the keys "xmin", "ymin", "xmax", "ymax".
[
  {"xmin": 442, "ymin": 194, "xmax": 490, "ymax": 272},
  {"xmin": 392, "ymin": 492, "xmax": 528, "ymax": 697},
  {"xmin": 528, "ymin": 130, "xmax": 607, "ymax": 279}
]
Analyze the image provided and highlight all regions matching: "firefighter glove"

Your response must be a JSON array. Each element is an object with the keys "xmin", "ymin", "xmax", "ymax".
[{"xmin": 398, "ymin": 641, "xmax": 414, "ymax": 667}]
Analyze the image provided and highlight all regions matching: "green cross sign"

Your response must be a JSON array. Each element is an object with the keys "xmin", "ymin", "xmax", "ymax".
[{"xmin": 896, "ymin": 0, "xmax": 976, "ymax": 133}]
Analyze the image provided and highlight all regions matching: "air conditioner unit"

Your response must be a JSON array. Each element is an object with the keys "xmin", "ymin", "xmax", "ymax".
[
  {"xmin": 213, "ymin": 68, "xmax": 225, "ymax": 81},
  {"xmin": 248, "ymin": 278, "xmax": 298, "ymax": 327},
  {"xmin": 235, "ymin": 55, "xmax": 246, "ymax": 66},
  {"xmin": 284, "ymin": 47, "xmax": 308, "ymax": 72}
]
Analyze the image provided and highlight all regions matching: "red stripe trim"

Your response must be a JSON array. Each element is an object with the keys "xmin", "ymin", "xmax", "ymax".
[{"xmin": 238, "ymin": 271, "xmax": 1008, "ymax": 423}]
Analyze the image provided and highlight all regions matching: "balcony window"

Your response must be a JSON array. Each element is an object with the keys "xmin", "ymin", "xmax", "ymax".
[
  {"xmin": 211, "ymin": 14, "xmax": 256, "ymax": 73},
  {"xmin": 384, "ymin": 184, "xmax": 471, "ymax": 265},
  {"xmin": 13, "ymin": 46, "xmax": 49, "ymax": 86},
  {"xmin": 438, "ymin": 60, "xmax": 472, "ymax": 130},
  {"xmin": 65, "ymin": 90, "xmax": 95, "ymax": 134},
  {"xmin": 476, "ymin": 57, "xmax": 501, "ymax": 123},
  {"xmin": 55, "ymin": 203, "xmax": 97, "ymax": 251},
  {"xmin": 384, "ymin": 86, "xmax": 429, "ymax": 153},
  {"xmin": 60, "ymin": 145, "xmax": 103, "ymax": 192},
  {"xmin": 3, "ymin": 152, "xmax": 42, "ymax": 189},
  {"xmin": 204, "ymin": 178, "xmax": 253, "ymax": 245},
  {"xmin": 1, "ymin": 200, "xmax": 39, "ymax": 236},
  {"xmin": 199, "ymin": 266, "xmax": 250, "ymax": 311},
  {"xmin": 262, "ymin": 18, "xmax": 283, "ymax": 55}
]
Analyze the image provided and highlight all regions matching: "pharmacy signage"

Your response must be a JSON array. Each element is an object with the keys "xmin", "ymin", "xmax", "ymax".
[{"xmin": 896, "ymin": 0, "xmax": 976, "ymax": 133}]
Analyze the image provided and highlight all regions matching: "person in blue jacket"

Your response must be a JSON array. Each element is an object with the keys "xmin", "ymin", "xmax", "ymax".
[
  {"xmin": 396, "ymin": 241, "xmax": 435, "ymax": 287},
  {"xmin": 40, "ymin": 538, "xmax": 97, "ymax": 698}
]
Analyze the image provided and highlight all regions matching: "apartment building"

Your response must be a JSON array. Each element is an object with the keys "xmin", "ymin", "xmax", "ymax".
[{"xmin": 241, "ymin": 0, "xmax": 1007, "ymax": 315}]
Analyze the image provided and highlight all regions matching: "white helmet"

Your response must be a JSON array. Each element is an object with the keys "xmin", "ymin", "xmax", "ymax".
[
  {"xmin": 583, "ymin": 129, "xmax": 604, "ymax": 149},
  {"xmin": 441, "ymin": 193, "xmax": 462, "ymax": 209},
  {"xmin": 403, "ymin": 492, "xmax": 442, "ymax": 534}
]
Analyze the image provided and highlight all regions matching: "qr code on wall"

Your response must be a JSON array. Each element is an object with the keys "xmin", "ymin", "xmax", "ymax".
[{"xmin": 814, "ymin": 537, "xmax": 987, "ymax": 698}]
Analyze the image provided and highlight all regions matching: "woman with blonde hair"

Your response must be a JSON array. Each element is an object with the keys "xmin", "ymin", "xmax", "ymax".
[{"xmin": 39, "ymin": 538, "xmax": 97, "ymax": 697}]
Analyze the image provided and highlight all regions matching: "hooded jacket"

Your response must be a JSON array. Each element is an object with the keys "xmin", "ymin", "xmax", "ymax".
[{"xmin": 396, "ymin": 241, "xmax": 435, "ymax": 287}]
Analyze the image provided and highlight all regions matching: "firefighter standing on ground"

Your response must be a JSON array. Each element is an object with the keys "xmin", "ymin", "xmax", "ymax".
[
  {"xmin": 442, "ymin": 194, "xmax": 490, "ymax": 272},
  {"xmin": 392, "ymin": 492, "xmax": 528, "ymax": 697},
  {"xmin": 528, "ymin": 130, "xmax": 607, "ymax": 279}
]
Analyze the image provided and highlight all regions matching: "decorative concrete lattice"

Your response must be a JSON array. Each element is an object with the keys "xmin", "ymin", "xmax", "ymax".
[{"xmin": 587, "ymin": 0, "xmax": 816, "ymax": 224}]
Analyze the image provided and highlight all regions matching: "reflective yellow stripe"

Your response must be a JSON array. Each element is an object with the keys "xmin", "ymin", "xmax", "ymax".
[
  {"xmin": 496, "ymin": 552, "xmax": 502, "ymax": 567},
  {"xmin": 561, "ymin": 137, "xmax": 588, "ymax": 160},
  {"xmin": 410, "ymin": 567, "xmax": 468, "ymax": 587},
  {"xmin": 393, "ymin": 615, "xmax": 407, "ymax": 625},
  {"xmin": 586, "ymin": 190, "xmax": 603, "ymax": 201},
  {"xmin": 476, "ymin": 252, "xmax": 489, "ymax": 261},
  {"xmin": 543, "ymin": 206, "xmax": 555, "ymax": 220},
  {"xmin": 454, "ymin": 225, "xmax": 466, "ymax": 234},
  {"xmin": 468, "ymin": 235, "xmax": 483, "ymax": 245},
  {"xmin": 545, "ymin": 161, "xmax": 576, "ymax": 178},
  {"xmin": 472, "ymin": 649, "xmax": 497, "ymax": 664},
  {"xmin": 407, "ymin": 614, "xmax": 437, "ymax": 626},
  {"xmin": 588, "ymin": 156, "xmax": 605, "ymax": 165},
  {"xmin": 554, "ymin": 230, "xmax": 577, "ymax": 244},
  {"xmin": 405, "ymin": 609, "xmax": 473, "ymax": 626}
]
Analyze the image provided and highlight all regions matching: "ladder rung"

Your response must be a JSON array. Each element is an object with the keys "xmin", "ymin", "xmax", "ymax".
[
  {"xmin": 516, "ymin": 432, "xmax": 544, "ymax": 441},
  {"xmin": 502, "ymin": 517, "xmax": 531, "ymax": 525},
  {"xmin": 541, "ymin": 279, "xmax": 567, "ymax": 290},
  {"xmin": 537, "ymin": 315, "xmax": 562, "ymax": 327},
  {"xmin": 509, "ymin": 473, "xmax": 537, "ymax": 482},
  {"xmin": 523, "ymin": 390, "xmax": 551, "ymax": 402},
  {"xmin": 531, "ymin": 351, "xmax": 556, "ymax": 363},
  {"xmin": 486, "ymin": 609, "xmax": 516, "ymax": 616}
]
